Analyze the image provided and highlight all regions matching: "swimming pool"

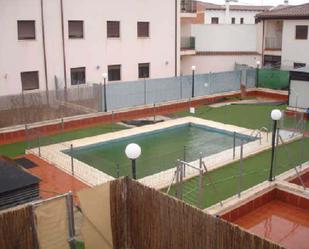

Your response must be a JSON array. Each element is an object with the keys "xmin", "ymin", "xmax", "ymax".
[{"xmin": 65, "ymin": 123, "xmax": 255, "ymax": 179}]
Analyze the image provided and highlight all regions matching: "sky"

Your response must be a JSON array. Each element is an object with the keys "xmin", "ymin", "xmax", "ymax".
[{"xmin": 199, "ymin": 0, "xmax": 309, "ymax": 6}]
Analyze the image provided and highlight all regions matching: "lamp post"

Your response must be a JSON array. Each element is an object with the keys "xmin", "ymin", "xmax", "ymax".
[
  {"xmin": 269, "ymin": 109, "xmax": 282, "ymax": 181},
  {"xmin": 191, "ymin": 65, "xmax": 196, "ymax": 98},
  {"xmin": 125, "ymin": 143, "xmax": 141, "ymax": 180},
  {"xmin": 102, "ymin": 73, "xmax": 108, "ymax": 112},
  {"xmin": 256, "ymin": 60, "xmax": 260, "ymax": 88}
]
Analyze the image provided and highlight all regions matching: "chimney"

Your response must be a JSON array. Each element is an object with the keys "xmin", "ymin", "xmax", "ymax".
[{"xmin": 284, "ymin": 0, "xmax": 289, "ymax": 5}]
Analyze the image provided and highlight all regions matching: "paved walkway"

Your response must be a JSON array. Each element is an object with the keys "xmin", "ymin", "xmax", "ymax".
[{"xmin": 209, "ymin": 98, "xmax": 283, "ymax": 108}]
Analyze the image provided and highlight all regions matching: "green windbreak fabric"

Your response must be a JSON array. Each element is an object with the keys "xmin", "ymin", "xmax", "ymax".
[{"xmin": 258, "ymin": 69, "xmax": 289, "ymax": 90}]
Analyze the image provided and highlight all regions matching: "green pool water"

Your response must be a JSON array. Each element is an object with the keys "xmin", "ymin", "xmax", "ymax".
[{"xmin": 66, "ymin": 124, "xmax": 254, "ymax": 179}]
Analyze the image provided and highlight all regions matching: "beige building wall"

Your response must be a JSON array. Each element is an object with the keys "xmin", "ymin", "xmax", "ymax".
[
  {"xmin": 282, "ymin": 20, "xmax": 309, "ymax": 68},
  {"xmin": 0, "ymin": 0, "xmax": 180, "ymax": 96}
]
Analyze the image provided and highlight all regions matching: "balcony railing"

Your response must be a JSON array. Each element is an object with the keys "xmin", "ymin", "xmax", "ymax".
[
  {"xmin": 181, "ymin": 0, "xmax": 197, "ymax": 13},
  {"xmin": 265, "ymin": 37, "xmax": 282, "ymax": 50},
  {"xmin": 181, "ymin": 36, "xmax": 195, "ymax": 50}
]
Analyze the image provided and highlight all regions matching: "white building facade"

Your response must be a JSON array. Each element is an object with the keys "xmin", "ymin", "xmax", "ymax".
[
  {"xmin": 181, "ymin": 3, "xmax": 309, "ymax": 75},
  {"xmin": 180, "ymin": 24, "xmax": 262, "ymax": 75},
  {"xmin": 256, "ymin": 3, "xmax": 309, "ymax": 69},
  {"xmin": 282, "ymin": 20, "xmax": 309, "ymax": 68},
  {"xmin": 180, "ymin": 2, "xmax": 267, "ymax": 75},
  {"xmin": 203, "ymin": 3, "xmax": 271, "ymax": 25},
  {"xmin": 0, "ymin": 0, "xmax": 180, "ymax": 96}
]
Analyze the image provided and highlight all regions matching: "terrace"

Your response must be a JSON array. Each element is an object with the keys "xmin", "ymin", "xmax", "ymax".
[{"xmin": 180, "ymin": 36, "xmax": 196, "ymax": 56}]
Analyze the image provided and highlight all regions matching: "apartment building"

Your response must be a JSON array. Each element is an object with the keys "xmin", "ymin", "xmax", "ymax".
[
  {"xmin": 0, "ymin": 0, "xmax": 180, "ymax": 96},
  {"xmin": 203, "ymin": 2, "xmax": 271, "ymax": 25},
  {"xmin": 181, "ymin": 1, "xmax": 271, "ymax": 25},
  {"xmin": 180, "ymin": 1, "xmax": 267, "ymax": 74},
  {"xmin": 256, "ymin": 3, "xmax": 309, "ymax": 70}
]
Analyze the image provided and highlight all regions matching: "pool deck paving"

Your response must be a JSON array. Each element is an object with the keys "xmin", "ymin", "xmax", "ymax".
[
  {"xmin": 233, "ymin": 200, "xmax": 309, "ymax": 249},
  {"xmin": 16, "ymin": 154, "xmax": 89, "ymax": 203}
]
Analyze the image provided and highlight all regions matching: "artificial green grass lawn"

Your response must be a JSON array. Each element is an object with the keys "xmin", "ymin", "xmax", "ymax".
[
  {"xmin": 1, "ymin": 102, "xmax": 307, "ymax": 209},
  {"xmin": 171, "ymin": 103, "xmax": 309, "ymax": 133},
  {"xmin": 171, "ymin": 104, "xmax": 287, "ymax": 130},
  {"xmin": 1, "ymin": 103, "xmax": 308, "ymax": 158},
  {"xmin": 0, "ymin": 123, "xmax": 126, "ymax": 158},
  {"xmin": 76, "ymin": 241, "xmax": 84, "ymax": 249},
  {"xmin": 166, "ymin": 138, "xmax": 309, "ymax": 209}
]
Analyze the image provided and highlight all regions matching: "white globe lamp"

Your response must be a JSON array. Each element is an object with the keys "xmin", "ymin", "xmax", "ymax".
[
  {"xmin": 271, "ymin": 109, "xmax": 282, "ymax": 121},
  {"xmin": 269, "ymin": 109, "xmax": 282, "ymax": 181},
  {"xmin": 125, "ymin": 143, "xmax": 141, "ymax": 179},
  {"xmin": 102, "ymin": 72, "xmax": 108, "ymax": 79}
]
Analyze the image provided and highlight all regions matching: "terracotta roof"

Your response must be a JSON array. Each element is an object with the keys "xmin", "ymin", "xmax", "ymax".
[
  {"xmin": 196, "ymin": 51, "xmax": 260, "ymax": 56},
  {"xmin": 199, "ymin": 2, "xmax": 272, "ymax": 12},
  {"xmin": 256, "ymin": 3, "xmax": 309, "ymax": 20}
]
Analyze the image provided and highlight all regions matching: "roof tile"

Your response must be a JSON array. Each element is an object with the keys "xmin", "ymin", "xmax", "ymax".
[{"xmin": 256, "ymin": 3, "xmax": 309, "ymax": 19}]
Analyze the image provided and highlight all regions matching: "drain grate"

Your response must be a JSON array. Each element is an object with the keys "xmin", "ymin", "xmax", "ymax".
[{"xmin": 14, "ymin": 157, "xmax": 37, "ymax": 169}]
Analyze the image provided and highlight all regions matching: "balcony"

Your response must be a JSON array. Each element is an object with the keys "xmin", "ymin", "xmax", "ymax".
[
  {"xmin": 181, "ymin": 36, "xmax": 196, "ymax": 56},
  {"xmin": 181, "ymin": 0, "xmax": 197, "ymax": 18},
  {"xmin": 265, "ymin": 37, "xmax": 282, "ymax": 51}
]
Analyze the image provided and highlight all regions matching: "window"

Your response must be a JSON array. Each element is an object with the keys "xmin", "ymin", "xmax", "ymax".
[
  {"xmin": 240, "ymin": 18, "xmax": 244, "ymax": 24},
  {"xmin": 68, "ymin": 21, "xmax": 84, "ymax": 39},
  {"xmin": 295, "ymin": 25, "xmax": 308, "ymax": 40},
  {"xmin": 294, "ymin": 62, "xmax": 306, "ymax": 69},
  {"xmin": 231, "ymin": 18, "xmax": 235, "ymax": 24},
  {"xmin": 21, "ymin": 71, "xmax": 39, "ymax": 91},
  {"xmin": 138, "ymin": 63, "xmax": 150, "ymax": 78},
  {"xmin": 107, "ymin": 21, "xmax": 120, "ymax": 38},
  {"xmin": 71, "ymin": 67, "xmax": 86, "ymax": 85},
  {"xmin": 17, "ymin": 21, "xmax": 35, "ymax": 40},
  {"xmin": 211, "ymin": 17, "xmax": 219, "ymax": 24},
  {"xmin": 137, "ymin": 22, "xmax": 149, "ymax": 37},
  {"xmin": 263, "ymin": 55, "xmax": 281, "ymax": 69},
  {"xmin": 108, "ymin": 65, "xmax": 121, "ymax": 81}
]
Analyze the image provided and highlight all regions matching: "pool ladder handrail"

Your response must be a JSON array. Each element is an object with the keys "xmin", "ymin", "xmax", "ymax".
[
  {"xmin": 259, "ymin": 127, "xmax": 269, "ymax": 142},
  {"xmin": 250, "ymin": 129, "xmax": 262, "ymax": 144},
  {"xmin": 250, "ymin": 127, "xmax": 269, "ymax": 144}
]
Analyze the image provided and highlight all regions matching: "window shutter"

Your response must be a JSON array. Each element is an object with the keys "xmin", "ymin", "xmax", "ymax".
[
  {"xmin": 107, "ymin": 21, "xmax": 120, "ymax": 38},
  {"xmin": 69, "ymin": 21, "xmax": 84, "ymax": 38},
  {"xmin": 138, "ymin": 22, "xmax": 149, "ymax": 37},
  {"xmin": 18, "ymin": 21, "xmax": 35, "ymax": 40},
  {"xmin": 21, "ymin": 71, "xmax": 39, "ymax": 90}
]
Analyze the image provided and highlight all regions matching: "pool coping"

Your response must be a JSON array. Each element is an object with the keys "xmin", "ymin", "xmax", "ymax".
[{"xmin": 27, "ymin": 117, "xmax": 301, "ymax": 189}]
